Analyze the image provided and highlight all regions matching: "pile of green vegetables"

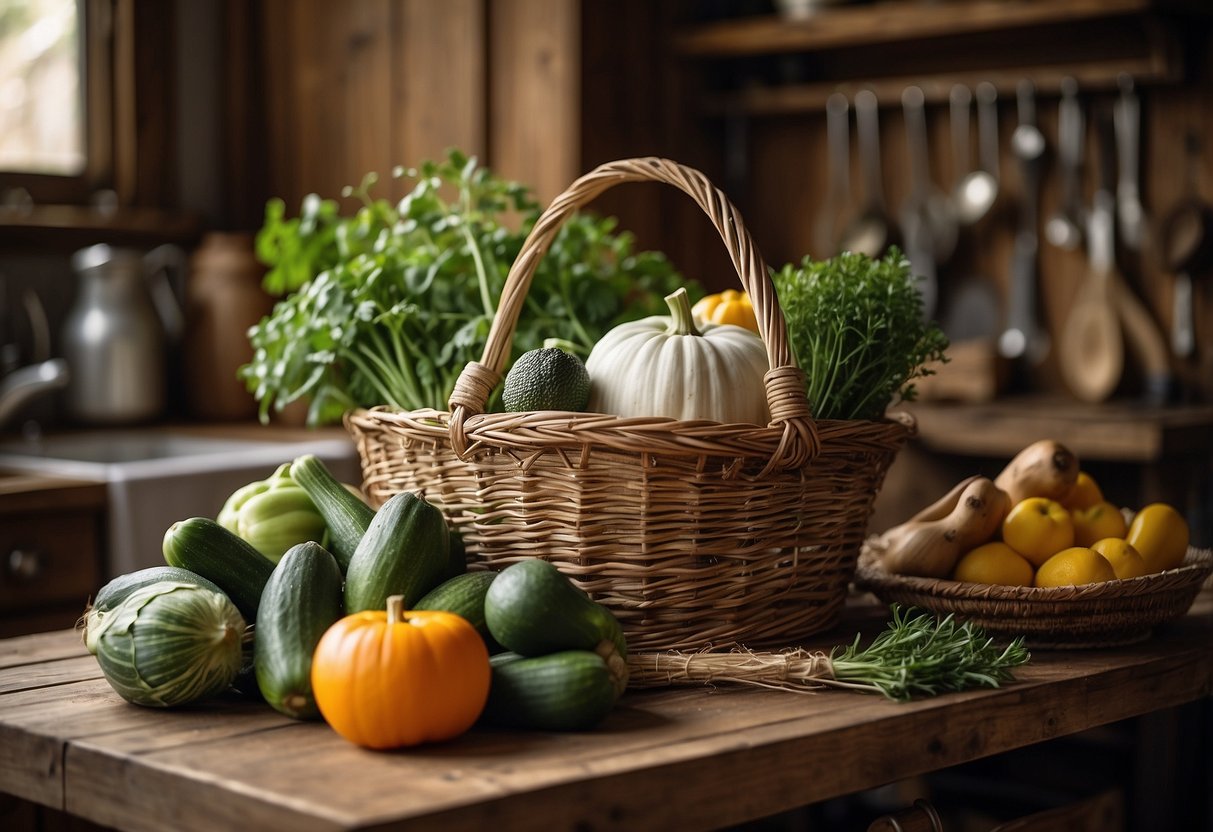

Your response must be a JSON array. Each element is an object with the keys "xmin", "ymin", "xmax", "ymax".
[
  {"xmin": 241, "ymin": 150, "xmax": 688, "ymax": 425},
  {"xmin": 80, "ymin": 456, "xmax": 632, "ymax": 742},
  {"xmin": 773, "ymin": 248, "xmax": 949, "ymax": 421}
]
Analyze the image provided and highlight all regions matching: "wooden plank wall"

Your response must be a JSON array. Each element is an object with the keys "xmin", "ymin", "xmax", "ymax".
[{"xmin": 249, "ymin": 0, "xmax": 580, "ymax": 211}]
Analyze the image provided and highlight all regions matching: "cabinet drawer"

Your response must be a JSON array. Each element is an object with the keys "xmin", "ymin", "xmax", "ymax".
[{"xmin": 0, "ymin": 511, "xmax": 102, "ymax": 612}]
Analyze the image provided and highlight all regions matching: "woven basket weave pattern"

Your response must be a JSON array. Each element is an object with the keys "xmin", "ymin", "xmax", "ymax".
[
  {"xmin": 348, "ymin": 157, "xmax": 912, "ymax": 651},
  {"xmin": 855, "ymin": 546, "xmax": 1213, "ymax": 648},
  {"xmin": 351, "ymin": 409, "xmax": 909, "ymax": 650}
]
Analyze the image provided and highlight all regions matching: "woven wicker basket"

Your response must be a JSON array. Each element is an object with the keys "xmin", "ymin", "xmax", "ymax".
[
  {"xmin": 855, "ymin": 545, "xmax": 1213, "ymax": 648},
  {"xmin": 346, "ymin": 157, "xmax": 913, "ymax": 652}
]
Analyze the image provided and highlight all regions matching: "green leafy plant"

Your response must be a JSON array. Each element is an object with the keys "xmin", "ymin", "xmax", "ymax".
[
  {"xmin": 241, "ymin": 150, "xmax": 690, "ymax": 425},
  {"xmin": 772, "ymin": 249, "xmax": 949, "ymax": 421}
]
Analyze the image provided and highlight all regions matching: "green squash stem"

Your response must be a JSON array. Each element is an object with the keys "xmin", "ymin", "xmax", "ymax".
[{"xmin": 663, "ymin": 288, "xmax": 702, "ymax": 337}]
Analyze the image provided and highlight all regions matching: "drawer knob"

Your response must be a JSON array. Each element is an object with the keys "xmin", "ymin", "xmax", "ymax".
[{"xmin": 6, "ymin": 548, "xmax": 44, "ymax": 581}]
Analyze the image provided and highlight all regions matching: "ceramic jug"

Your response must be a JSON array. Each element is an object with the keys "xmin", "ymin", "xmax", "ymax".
[{"xmin": 61, "ymin": 244, "xmax": 184, "ymax": 424}]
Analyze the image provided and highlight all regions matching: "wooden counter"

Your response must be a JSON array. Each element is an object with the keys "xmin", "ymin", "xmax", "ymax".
[{"xmin": 1, "ymin": 593, "xmax": 1210, "ymax": 832}]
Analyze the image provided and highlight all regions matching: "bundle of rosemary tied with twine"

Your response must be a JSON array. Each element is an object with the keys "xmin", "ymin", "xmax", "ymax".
[{"xmin": 626, "ymin": 606, "xmax": 1030, "ymax": 702}]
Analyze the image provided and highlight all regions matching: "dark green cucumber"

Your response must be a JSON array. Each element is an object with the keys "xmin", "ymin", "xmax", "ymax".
[
  {"xmin": 343, "ymin": 491, "xmax": 451, "ymax": 613},
  {"xmin": 414, "ymin": 571, "xmax": 501, "ymax": 652},
  {"xmin": 92, "ymin": 566, "xmax": 225, "ymax": 614},
  {"xmin": 290, "ymin": 454, "xmax": 375, "ymax": 572},
  {"xmin": 254, "ymin": 541, "xmax": 344, "ymax": 719},
  {"xmin": 162, "ymin": 517, "xmax": 275, "ymax": 622},
  {"xmin": 479, "ymin": 650, "xmax": 619, "ymax": 731},
  {"xmin": 484, "ymin": 559, "xmax": 627, "ymax": 660},
  {"xmin": 445, "ymin": 528, "xmax": 468, "ymax": 580}
]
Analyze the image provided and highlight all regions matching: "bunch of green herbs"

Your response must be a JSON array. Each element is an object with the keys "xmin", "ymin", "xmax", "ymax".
[
  {"xmin": 772, "ymin": 248, "xmax": 948, "ymax": 421},
  {"xmin": 828, "ymin": 605, "xmax": 1030, "ymax": 702},
  {"xmin": 241, "ymin": 150, "xmax": 688, "ymax": 425}
]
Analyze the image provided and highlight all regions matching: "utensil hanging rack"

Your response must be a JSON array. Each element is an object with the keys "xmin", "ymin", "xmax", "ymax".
[{"xmin": 679, "ymin": 0, "xmax": 1195, "ymax": 115}]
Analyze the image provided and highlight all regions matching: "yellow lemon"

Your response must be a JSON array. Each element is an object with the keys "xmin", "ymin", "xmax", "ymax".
[
  {"xmin": 1126, "ymin": 503, "xmax": 1190, "ymax": 573},
  {"xmin": 1034, "ymin": 546, "xmax": 1117, "ymax": 588},
  {"xmin": 1090, "ymin": 537, "xmax": 1149, "ymax": 580},
  {"xmin": 1003, "ymin": 497, "xmax": 1075, "ymax": 567},
  {"xmin": 953, "ymin": 542, "xmax": 1035, "ymax": 586},
  {"xmin": 1061, "ymin": 471, "xmax": 1104, "ymax": 510},
  {"xmin": 1070, "ymin": 500, "xmax": 1128, "ymax": 548}
]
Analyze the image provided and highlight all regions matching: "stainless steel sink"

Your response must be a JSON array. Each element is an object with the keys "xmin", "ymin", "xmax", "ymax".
[{"xmin": 0, "ymin": 429, "xmax": 360, "ymax": 576}]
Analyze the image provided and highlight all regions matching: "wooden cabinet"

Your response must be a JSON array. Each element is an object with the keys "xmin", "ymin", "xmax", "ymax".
[{"xmin": 0, "ymin": 478, "xmax": 106, "ymax": 639}]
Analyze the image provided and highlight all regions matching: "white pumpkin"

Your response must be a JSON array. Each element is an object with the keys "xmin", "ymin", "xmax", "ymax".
[{"xmin": 585, "ymin": 287, "xmax": 771, "ymax": 425}]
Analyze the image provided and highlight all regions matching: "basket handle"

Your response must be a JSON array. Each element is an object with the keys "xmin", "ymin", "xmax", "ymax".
[{"xmin": 447, "ymin": 157, "xmax": 819, "ymax": 471}]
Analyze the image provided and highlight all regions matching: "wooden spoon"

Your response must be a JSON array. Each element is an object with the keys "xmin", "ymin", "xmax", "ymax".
[
  {"xmin": 1059, "ymin": 118, "xmax": 1123, "ymax": 403},
  {"xmin": 1059, "ymin": 208, "xmax": 1123, "ymax": 402}
]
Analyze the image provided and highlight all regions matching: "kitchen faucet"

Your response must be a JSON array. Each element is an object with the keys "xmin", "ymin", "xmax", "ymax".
[
  {"xmin": 0, "ymin": 285, "xmax": 71, "ymax": 430},
  {"xmin": 0, "ymin": 357, "xmax": 69, "ymax": 429}
]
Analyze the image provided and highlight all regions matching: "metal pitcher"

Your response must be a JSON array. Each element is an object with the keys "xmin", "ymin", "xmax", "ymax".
[{"xmin": 62, "ymin": 244, "xmax": 184, "ymax": 424}]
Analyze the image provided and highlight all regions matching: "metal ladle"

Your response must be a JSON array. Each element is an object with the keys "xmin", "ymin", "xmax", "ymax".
[
  {"xmin": 1000, "ymin": 80, "xmax": 1048, "ymax": 365},
  {"xmin": 1045, "ymin": 77, "xmax": 1086, "ymax": 251},
  {"xmin": 813, "ymin": 92, "xmax": 851, "ymax": 258},
  {"xmin": 1160, "ymin": 133, "xmax": 1213, "ymax": 360},
  {"xmin": 839, "ymin": 89, "xmax": 893, "ymax": 257},
  {"xmin": 955, "ymin": 82, "xmax": 999, "ymax": 225},
  {"xmin": 901, "ymin": 85, "xmax": 958, "ymax": 318}
]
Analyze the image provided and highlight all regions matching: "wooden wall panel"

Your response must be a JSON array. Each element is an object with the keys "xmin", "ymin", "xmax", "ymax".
[
  {"xmin": 395, "ymin": 0, "xmax": 486, "ymax": 180},
  {"xmin": 488, "ymin": 0, "xmax": 580, "ymax": 205},
  {"xmin": 257, "ymin": 0, "xmax": 395, "ymax": 209}
]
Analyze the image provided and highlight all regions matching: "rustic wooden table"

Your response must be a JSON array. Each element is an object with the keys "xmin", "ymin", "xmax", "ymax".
[{"xmin": 1, "ymin": 592, "xmax": 1210, "ymax": 832}]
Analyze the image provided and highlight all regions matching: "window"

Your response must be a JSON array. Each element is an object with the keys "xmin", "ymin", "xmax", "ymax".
[
  {"xmin": 0, "ymin": 0, "xmax": 117, "ymax": 209},
  {"xmin": 0, "ymin": 0, "xmax": 85, "ymax": 177}
]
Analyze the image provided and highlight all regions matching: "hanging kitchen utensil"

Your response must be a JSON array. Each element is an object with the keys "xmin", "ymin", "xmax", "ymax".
[
  {"xmin": 1160, "ymin": 132, "xmax": 1213, "ymax": 361},
  {"xmin": 1045, "ymin": 77, "xmax": 1086, "ymax": 251},
  {"xmin": 942, "ymin": 85, "xmax": 1002, "ymax": 344},
  {"xmin": 839, "ymin": 89, "xmax": 894, "ymax": 257},
  {"xmin": 814, "ymin": 92, "xmax": 852, "ymax": 258},
  {"xmin": 900, "ymin": 85, "xmax": 958, "ymax": 319},
  {"xmin": 955, "ymin": 82, "xmax": 1000, "ymax": 226},
  {"xmin": 1058, "ymin": 112, "xmax": 1123, "ymax": 403},
  {"xmin": 999, "ymin": 80, "xmax": 1049, "ymax": 367},
  {"xmin": 1113, "ymin": 74, "xmax": 1147, "ymax": 253},
  {"xmin": 949, "ymin": 84, "xmax": 973, "ymax": 208}
]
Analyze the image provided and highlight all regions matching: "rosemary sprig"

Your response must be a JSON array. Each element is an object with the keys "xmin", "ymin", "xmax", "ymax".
[
  {"xmin": 828, "ymin": 605, "xmax": 1030, "ymax": 702},
  {"xmin": 626, "ymin": 605, "xmax": 1030, "ymax": 702}
]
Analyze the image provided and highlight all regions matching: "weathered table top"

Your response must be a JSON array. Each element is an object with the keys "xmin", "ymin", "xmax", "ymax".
[{"xmin": 2, "ymin": 593, "xmax": 1210, "ymax": 832}]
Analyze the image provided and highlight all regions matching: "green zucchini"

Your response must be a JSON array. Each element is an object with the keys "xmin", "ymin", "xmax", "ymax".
[
  {"xmin": 484, "ymin": 559, "xmax": 628, "ymax": 661},
  {"xmin": 254, "ymin": 541, "xmax": 344, "ymax": 719},
  {"xmin": 414, "ymin": 571, "xmax": 501, "ymax": 653},
  {"xmin": 343, "ymin": 491, "xmax": 451, "ymax": 614},
  {"xmin": 290, "ymin": 454, "xmax": 375, "ymax": 572},
  {"xmin": 445, "ymin": 528, "xmax": 468, "ymax": 580},
  {"xmin": 479, "ymin": 650, "xmax": 619, "ymax": 731},
  {"xmin": 92, "ymin": 566, "xmax": 225, "ymax": 614},
  {"xmin": 162, "ymin": 517, "xmax": 276, "ymax": 622}
]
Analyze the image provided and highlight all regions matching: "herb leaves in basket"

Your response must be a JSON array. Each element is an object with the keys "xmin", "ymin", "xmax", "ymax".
[
  {"xmin": 241, "ymin": 150, "xmax": 689, "ymax": 425},
  {"xmin": 772, "ymin": 249, "xmax": 949, "ymax": 421}
]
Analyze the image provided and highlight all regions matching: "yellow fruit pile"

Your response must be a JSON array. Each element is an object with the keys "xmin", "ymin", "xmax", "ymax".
[{"xmin": 950, "ymin": 458, "xmax": 1190, "ymax": 589}]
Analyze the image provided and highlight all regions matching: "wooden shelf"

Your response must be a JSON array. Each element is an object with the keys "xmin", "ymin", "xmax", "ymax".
[
  {"xmin": 680, "ymin": 0, "xmax": 1199, "ymax": 116},
  {"xmin": 0, "ymin": 205, "xmax": 202, "ymax": 249},
  {"xmin": 675, "ymin": 0, "xmax": 1203, "ymax": 58},
  {"xmin": 701, "ymin": 53, "xmax": 1180, "ymax": 115},
  {"xmin": 904, "ymin": 396, "xmax": 1213, "ymax": 462}
]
